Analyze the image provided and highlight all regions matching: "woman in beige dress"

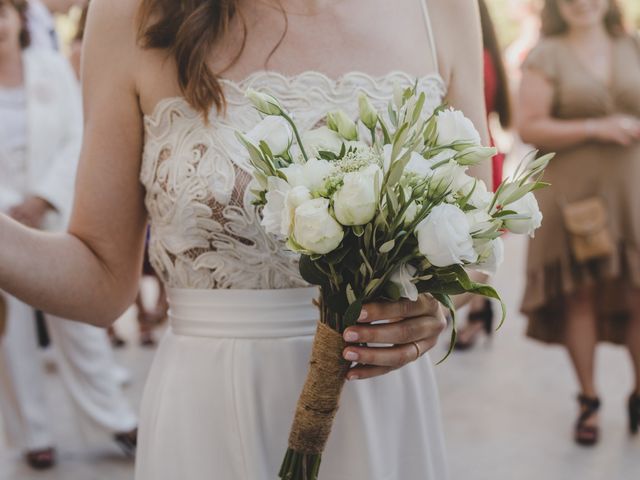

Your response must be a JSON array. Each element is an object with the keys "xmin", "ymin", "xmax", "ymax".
[{"xmin": 519, "ymin": 0, "xmax": 640, "ymax": 446}]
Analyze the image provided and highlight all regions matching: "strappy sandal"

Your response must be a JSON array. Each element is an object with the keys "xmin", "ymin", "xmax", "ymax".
[
  {"xmin": 629, "ymin": 392, "xmax": 640, "ymax": 435},
  {"xmin": 454, "ymin": 299, "xmax": 494, "ymax": 351},
  {"xmin": 575, "ymin": 394, "xmax": 600, "ymax": 446},
  {"xmin": 25, "ymin": 447, "xmax": 56, "ymax": 470},
  {"xmin": 114, "ymin": 428, "xmax": 138, "ymax": 458}
]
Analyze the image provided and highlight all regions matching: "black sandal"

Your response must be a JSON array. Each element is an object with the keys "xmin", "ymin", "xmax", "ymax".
[
  {"xmin": 25, "ymin": 447, "xmax": 56, "ymax": 470},
  {"xmin": 454, "ymin": 299, "xmax": 494, "ymax": 351},
  {"xmin": 114, "ymin": 429, "xmax": 138, "ymax": 458},
  {"xmin": 575, "ymin": 394, "xmax": 600, "ymax": 446},
  {"xmin": 629, "ymin": 392, "xmax": 640, "ymax": 435}
]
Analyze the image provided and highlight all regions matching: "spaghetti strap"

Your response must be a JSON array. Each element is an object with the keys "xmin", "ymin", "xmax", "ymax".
[{"xmin": 419, "ymin": 0, "xmax": 440, "ymax": 76}]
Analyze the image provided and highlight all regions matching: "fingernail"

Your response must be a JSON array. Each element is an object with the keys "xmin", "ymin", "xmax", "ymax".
[
  {"xmin": 347, "ymin": 374, "xmax": 359, "ymax": 381},
  {"xmin": 344, "ymin": 350, "xmax": 359, "ymax": 361},
  {"xmin": 344, "ymin": 330, "xmax": 359, "ymax": 342},
  {"xmin": 358, "ymin": 309, "xmax": 368, "ymax": 322}
]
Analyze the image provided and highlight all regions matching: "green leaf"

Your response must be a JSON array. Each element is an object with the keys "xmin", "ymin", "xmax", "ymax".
[
  {"xmin": 352, "ymin": 225, "xmax": 365, "ymax": 237},
  {"xmin": 343, "ymin": 299, "xmax": 363, "ymax": 327},
  {"xmin": 298, "ymin": 255, "xmax": 328, "ymax": 286},
  {"xmin": 346, "ymin": 284, "xmax": 357, "ymax": 304},
  {"xmin": 432, "ymin": 293, "xmax": 456, "ymax": 365},
  {"xmin": 379, "ymin": 239, "xmax": 395, "ymax": 254}
]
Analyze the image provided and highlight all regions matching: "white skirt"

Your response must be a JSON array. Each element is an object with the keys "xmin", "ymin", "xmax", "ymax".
[{"xmin": 135, "ymin": 287, "xmax": 448, "ymax": 480}]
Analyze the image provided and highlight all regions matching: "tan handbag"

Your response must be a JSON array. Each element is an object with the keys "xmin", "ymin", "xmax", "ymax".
[
  {"xmin": 562, "ymin": 197, "xmax": 615, "ymax": 263},
  {"xmin": 0, "ymin": 293, "xmax": 6, "ymax": 338}
]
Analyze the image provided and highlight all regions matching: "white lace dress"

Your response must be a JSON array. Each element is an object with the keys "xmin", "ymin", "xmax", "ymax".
[{"xmin": 136, "ymin": 71, "xmax": 449, "ymax": 479}]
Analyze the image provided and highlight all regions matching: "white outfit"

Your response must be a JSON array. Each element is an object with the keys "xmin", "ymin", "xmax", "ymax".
[
  {"xmin": 26, "ymin": 0, "xmax": 58, "ymax": 51},
  {"xmin": 136, "ymin": 2, "xmax": 449, "ymax": 478},
  {"xmin": 0, "ymin": 48, "xmax": 137, "ymax": 451}
]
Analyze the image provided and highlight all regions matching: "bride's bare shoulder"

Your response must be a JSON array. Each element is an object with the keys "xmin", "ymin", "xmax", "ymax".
[{"xmin": 85, "ymin": 0, "xmax": 179, "ymax": 111}]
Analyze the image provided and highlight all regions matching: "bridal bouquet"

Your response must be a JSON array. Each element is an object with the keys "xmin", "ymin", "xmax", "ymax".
[{"xmin": 238, "ymin": 85, "xmax": 551, "ymax": 480}]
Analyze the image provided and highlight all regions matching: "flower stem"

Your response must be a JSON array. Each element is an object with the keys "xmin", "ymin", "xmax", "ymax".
[{"xmin": 281, "ymin": 111, "xmax": 309, "ymax": 162}]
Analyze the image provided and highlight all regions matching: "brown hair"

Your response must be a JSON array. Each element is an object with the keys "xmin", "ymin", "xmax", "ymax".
[
  {"xmin": 541, "ymin": 0, "xmax": 626, "ymax": 37},
  {"xmin": 1, "ymin": 0, "xmax": 30, "ymax": 48},
  {"xmin": 137, "ymin": 0, "xmax": 248, "ymax": 116},
  {"xmin": 478, "ymin": 0, "xmax": 511, "ymax": 129}
]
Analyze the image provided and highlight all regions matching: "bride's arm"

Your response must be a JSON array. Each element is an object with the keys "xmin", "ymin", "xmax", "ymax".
[
  {"xmin": 0, "ymin": 0, "xmax": 147, "ymax": 326},
  {"xmin": 430, "ymin": 0, "xmax": 491, "ymax": 186}
]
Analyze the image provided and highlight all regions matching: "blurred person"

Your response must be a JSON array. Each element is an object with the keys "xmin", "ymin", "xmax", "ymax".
[
  {"xmin": 27, "ymin": 0, "xmax": 86, "ymax": 50},
  {"xmin": 0, "ymin": 0, "xmax": 137, "ymax": 470},
  {"xmin": 455, "ymin": 0, "xmax": 512, "ymax": 350},
  {"xmin": 519, "ymin": 0, "xmax": 640, "ymax": 446}
]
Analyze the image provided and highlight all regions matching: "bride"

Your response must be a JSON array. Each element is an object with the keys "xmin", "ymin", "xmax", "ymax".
[{"xmin": 0, "ymin": 0, "xmax": 489, "ymax": 478}]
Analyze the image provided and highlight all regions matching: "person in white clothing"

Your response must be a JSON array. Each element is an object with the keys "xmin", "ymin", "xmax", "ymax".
[
  {"xmin": 27, "ymin": 0, "xmax": 87, "ymax": 50},
  {"xmin": 0, "ymin": 0, "xmax": 137, "ymax": 470}
]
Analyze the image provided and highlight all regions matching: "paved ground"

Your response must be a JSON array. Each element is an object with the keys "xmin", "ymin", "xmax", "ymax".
[{"xmin": 2, "ymin": 235, "xmax": 639, "ymax": 480}]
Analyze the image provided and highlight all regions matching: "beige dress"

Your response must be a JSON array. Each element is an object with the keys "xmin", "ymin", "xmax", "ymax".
[{"xmin": 521, "ymin": 35, "xmax": 640, "ymax": 345}]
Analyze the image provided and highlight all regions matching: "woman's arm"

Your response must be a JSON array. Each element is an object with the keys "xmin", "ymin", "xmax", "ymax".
[
  {"xmin": 0, "ymin": 0, "xmax": 147, "ymax": 326},
  {"xmin": 518, "ymin": 69, "xmax": 640, "ymax": 151},
  {"xmin": 431, "ymin": 0, "xmax": 491, "ymax": 186}
]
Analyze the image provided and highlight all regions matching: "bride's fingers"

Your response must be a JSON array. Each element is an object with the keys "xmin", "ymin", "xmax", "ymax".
[
  {"xmin": 342, "ymin": 337, "xmax": 437, "ymax": 368},
  {"xmin": 342, "ymin": 315, "xmax": 444, "ymax": 345},
  {"xmin": 360, "ymin": 294, "xmax": 440, "ymax": 323},
  {"xmin": 346, "ymin": 364, "xmax": 396, "ymax": 381}
]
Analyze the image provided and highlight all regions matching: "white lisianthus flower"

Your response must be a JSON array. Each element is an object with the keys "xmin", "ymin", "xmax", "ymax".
[
  {"xmin": 436, "ymin": 109, "xmax": 482, "ymax": 147},
  {"xmin": 472, "ymin": 237, "xmax": 505, "ymax": 275},
  {"xmin": 460, "ymin": 178, "xmax": 493, "ymax": 209},
  {"xmin": 281, "ymin": 158, "xmax": 335, "ymax": 192},
  {"xmin": 293, "ymin": 198, "xmax": 344, "ymax": 254},
  {"xmin": 466, "ymin": 209, "xmax": 494, "ymax": 235},
  {"xmin": 261, "ymin": 176, "xmax": 291, "ymax": 236},
  {"xmin": 358, "ymin": 93, "xmax": 378, "ymax": 130},
  {"xmin": 429, "ymin": 160, "xmax": 470, "ymax": 194},
  {"xmin": 504, "ymin": 192, "xmax": 543, "ymax": 237},
  {"xmin": 390, "ymin": 263, "xmax": 419, "ymax": 301},
  {"xmin": 456, "ymin": 146, "xmax": 498, "ymax": 166},
  {"xmin": 302, "ymin": 127, "xmax": 344, "ymax": 155},
  {"xmin": 245, "ymin": 116, "xmax": 293, "ymax": 156},
  {"xmin": 281, "ymin": 186, "xmax": 313, "ymax": 236},
  {"xmin": 427, "ymin": 148, "xmax": 457, "ymax": 164},
  {"xmin": 327, "ymin": 110, "xmax": 358, "ymax": 141},
  {"xmin": 333, "ymin": 164, "xmax": 382, "ymax": 226},
  {"xmin": 245, "ymin": 89, "xmax": 286, "ymax": 116},
  {"xmin": 416, "ymin": 204, "xmax": 478, "ymax": 267}
]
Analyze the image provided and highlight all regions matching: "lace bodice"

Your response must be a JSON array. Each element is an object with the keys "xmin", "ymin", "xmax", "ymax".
[{"xmin": 141, "ymin": 71, "xmax": 447, "ymax": 290}]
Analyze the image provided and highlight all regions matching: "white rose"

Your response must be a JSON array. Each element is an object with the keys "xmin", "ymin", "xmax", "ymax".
[
  {"xmin": 281, "ymin": 186, "xmax": 313, "ymax": 236},
  {"xmin": 436, "ymin": 109, "xmax": 482, "ymax": 147},
  {"xmin": 281, "ymin": 158, "xmax": 335, "ymax": 193},
  {"xmin": 303, "ymin": 127, "xmax": 345, "ymax": 155},
  {"xmin": 390, "ymin": 263, "xmax": 419, "ymax": 301},
  {"xmin": 472, "ymin": 237, "xmax": 505, "ymax": 275},
  {"xmin": 261, "ymin": 176, "xmax": 291, "ymax": 236},
  {"xmin": 246, "ymin": 116, "xmax": 293, "ymax": 156},
  {"xmin": 504, "ymin": 192, "xmax": 543, "ymax": 237},
  {"xmin": 333, "ymin": 164, "xmax": 381, "ymax": 226},
  {"xmin": 293, "ymin": 198, "xmax": 344, "ymax": 254},
  {"xmin": 460, "ymin": 178, "xmax": 493, "ymax": 209},
  {"xmin": 416, "ymin": 204, "xmax": 478, "ymax": 267}
]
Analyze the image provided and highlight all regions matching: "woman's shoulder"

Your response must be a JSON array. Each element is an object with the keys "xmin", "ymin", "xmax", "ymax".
[{"xmin": 522, "ymin": 37, "xmax": 565, "ymax": 80}]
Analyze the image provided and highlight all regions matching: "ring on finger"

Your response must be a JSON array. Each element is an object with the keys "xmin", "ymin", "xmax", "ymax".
[{"xmin": 411, "ymin": 341, "xmax": 421, "ymax": 360}]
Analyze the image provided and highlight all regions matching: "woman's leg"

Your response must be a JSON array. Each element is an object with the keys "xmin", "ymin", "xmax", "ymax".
[
  {"xmin": 626, "ymin": 288, "xmax": 640, "ymax": 396},
  {"xmin": 565, "ymin": 286, "xmax": 598, "ymax": 397}
]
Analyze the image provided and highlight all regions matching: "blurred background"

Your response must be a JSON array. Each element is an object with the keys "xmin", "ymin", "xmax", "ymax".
[{"xmin": 1, "ymin": 1, "xmax": 640, "ymax": 479}]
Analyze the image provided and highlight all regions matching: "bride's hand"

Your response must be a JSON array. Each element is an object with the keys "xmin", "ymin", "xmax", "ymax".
[{"xmin": 341, "ymin": 294, "xmax": 446, "ymax": 380}]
